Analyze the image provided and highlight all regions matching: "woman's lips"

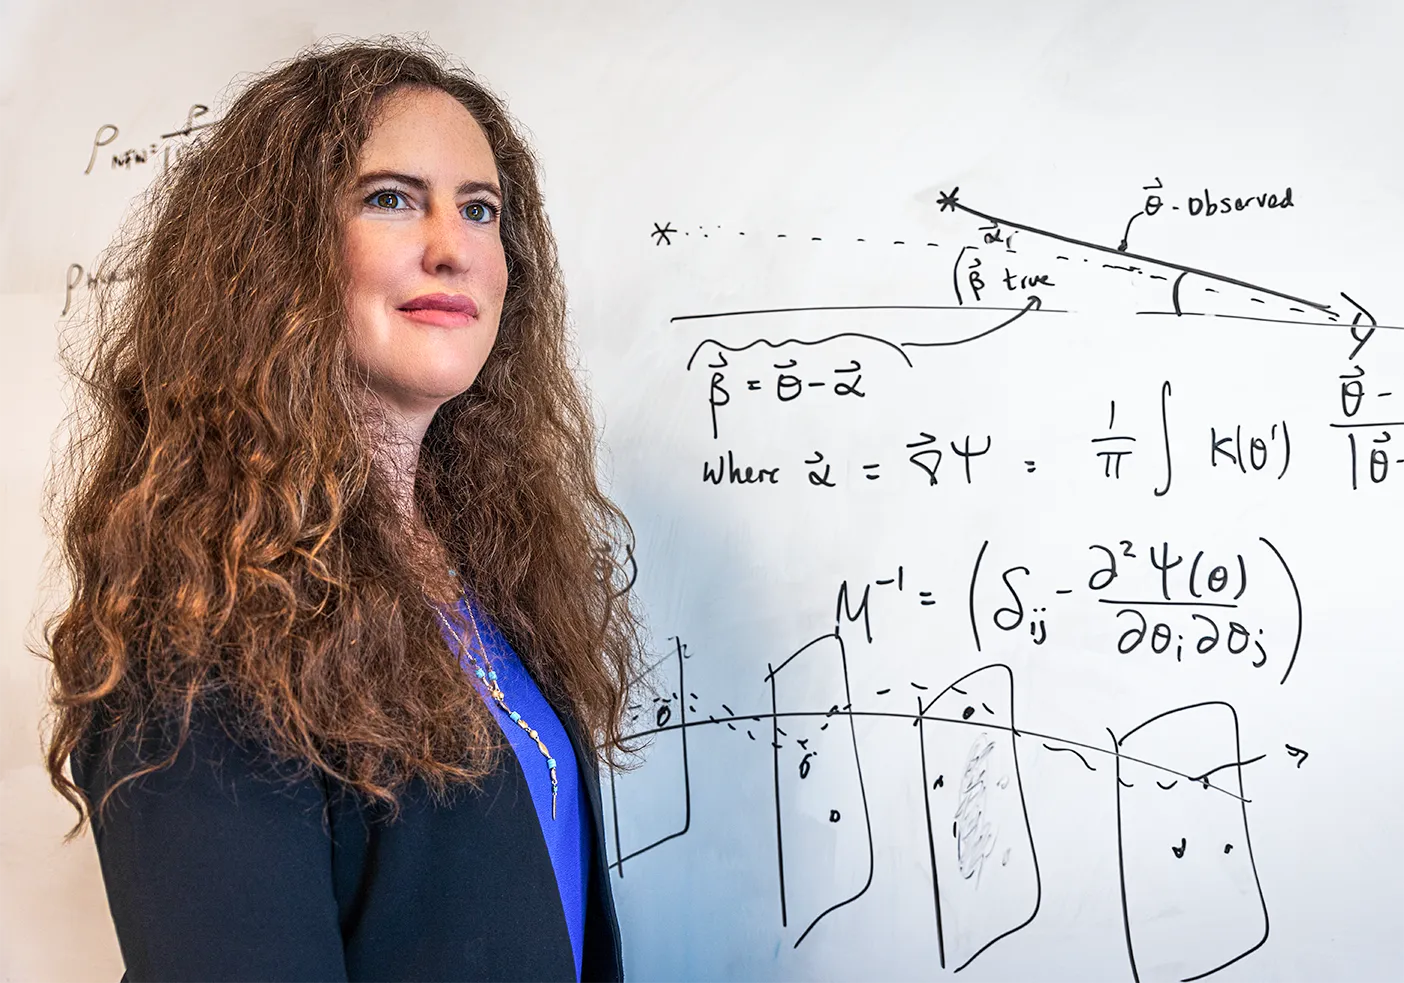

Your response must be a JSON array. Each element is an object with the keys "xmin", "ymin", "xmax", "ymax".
[
  {"xmin": 397, "ymin": 292, "xmax": 478, "ymax": 326},
  {"xmin": 398, "ymin": 307, "xmax": 474, "ymax": 327}
]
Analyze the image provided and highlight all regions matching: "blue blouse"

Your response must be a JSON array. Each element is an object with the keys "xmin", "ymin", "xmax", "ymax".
[{"xmin": 437, "ymin": 596, "xmax": 591, "ymax": 981}]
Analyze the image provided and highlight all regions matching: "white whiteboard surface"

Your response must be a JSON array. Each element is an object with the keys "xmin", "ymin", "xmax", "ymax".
[{"xmin": 3, "ymin": 3, "xmax": 1402, "ymax": 981}]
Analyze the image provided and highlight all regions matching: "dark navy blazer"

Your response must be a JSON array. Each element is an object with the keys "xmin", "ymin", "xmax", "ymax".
[{"xmin": 72, "ymin": 696, "xmax": 623, "ymax": 982}]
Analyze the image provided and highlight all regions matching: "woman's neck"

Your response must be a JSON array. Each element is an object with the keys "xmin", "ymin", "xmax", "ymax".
[{"xmin": 366, "ymin": 399, "xmax": 458, "ymax": 603}]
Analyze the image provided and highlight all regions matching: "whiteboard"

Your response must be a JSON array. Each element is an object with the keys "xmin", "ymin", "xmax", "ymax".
[{"xmin": 2, "ymin": 3, "xmax": 1401, "ymax": 981}]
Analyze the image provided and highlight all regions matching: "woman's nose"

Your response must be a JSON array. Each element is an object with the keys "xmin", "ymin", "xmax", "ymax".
[{"xmin": 421, "ymin": 201, "xmax": 473, "ymax": 275}]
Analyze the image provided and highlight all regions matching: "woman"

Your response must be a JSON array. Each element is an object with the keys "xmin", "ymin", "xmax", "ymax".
[{"xmin": 42, "ymin": 37, "xmax": 643, "ymax": 982}]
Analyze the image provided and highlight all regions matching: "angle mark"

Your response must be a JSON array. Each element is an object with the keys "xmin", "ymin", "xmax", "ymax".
[{"xmin": 1168, "ymin": 271, "xmax": 1190, "ymax": 313}]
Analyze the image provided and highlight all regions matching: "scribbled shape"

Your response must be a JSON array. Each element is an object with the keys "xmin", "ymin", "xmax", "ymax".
[
  {"xmin": 606, "ymin": 638, "xmax": 691, "ymax": 875},
  {"xmin": 919, "ymin": 664, "xmax": 1039, "ymax": 971},
  {"xmin": 1115, "ymin": 703, "xmax": 1268, "ymax": 982},
  {"xmin": 766, "ymin": 633, "xmax": 873, "ymax": 947}
]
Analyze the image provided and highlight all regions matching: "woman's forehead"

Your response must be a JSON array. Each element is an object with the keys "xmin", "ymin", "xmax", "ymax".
[{"xmin": 360, "ymin": 88, "xmax": 494, "ymax": 173}]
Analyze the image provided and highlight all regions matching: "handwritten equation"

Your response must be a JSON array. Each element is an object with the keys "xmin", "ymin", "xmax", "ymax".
[
  {"xmin": 966, "ymin": 535, "xmax": 1301, "ymax": 682},
  {"xmin": 697, "ymin": 369, "xmax": 1295, "ymax": 496},
  {"xmin": 82, "ymin": 103, "xmax": 215, "ymax": 176},
  {"xmin": 63, "ymin": 105, "xmax": 217, "ymax": 315}
]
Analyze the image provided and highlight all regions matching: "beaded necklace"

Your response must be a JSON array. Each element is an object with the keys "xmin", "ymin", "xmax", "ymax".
[{"xmin": 431, "ymin": 572, "xmax": 559, "ymax": 819}]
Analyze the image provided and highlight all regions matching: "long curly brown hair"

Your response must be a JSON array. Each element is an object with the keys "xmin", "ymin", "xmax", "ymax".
[{"xmin": 40, "ymin": 36, "xmax": 644, "ymax": 837}]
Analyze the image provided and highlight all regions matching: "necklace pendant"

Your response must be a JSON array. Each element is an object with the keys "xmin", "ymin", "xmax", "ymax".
[{"xmin": 432, "ymin": 596, "xmax": 562, "ymax": 822}]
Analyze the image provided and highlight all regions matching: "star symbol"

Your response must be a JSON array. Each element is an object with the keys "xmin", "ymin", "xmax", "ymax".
[
  {"xmin": 936, "ymin": 187, "xmax": 961, "ymax": 212},
  {"xmin": 651, "ymin": 222, "xmax": 676, "ymax": 245}
]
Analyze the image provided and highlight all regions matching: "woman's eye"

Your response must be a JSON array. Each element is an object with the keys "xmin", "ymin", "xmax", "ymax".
[
  {"xmin": 463, "ymin": 200, "xmax": 498, "ymax": 223},
  {"xmin": 367, "ymin": 189, "xmax": 406, "ymax": 210}
]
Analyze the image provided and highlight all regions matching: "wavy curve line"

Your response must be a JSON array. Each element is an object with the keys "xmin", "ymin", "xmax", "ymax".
[
  {"xmin": 683, "ymin": 296, "xmax": 1049, "ymax": 370},
  {"xmin": 1042, "ymin": 742, "xmax": 1096, "ymax": 772},
  {"xmin": 685, "ymin": 332, "xmax": 913, "ymax": 371}
]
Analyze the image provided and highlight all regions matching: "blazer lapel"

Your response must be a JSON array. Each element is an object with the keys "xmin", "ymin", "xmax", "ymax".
[{"xmin": 552, "ymin": 697, "xmax": 624, "ymax": 982}]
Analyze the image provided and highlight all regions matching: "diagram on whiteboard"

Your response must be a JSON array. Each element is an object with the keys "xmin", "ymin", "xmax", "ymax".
[
  {"xmin": 606, "ymin": 186, "xmax": 1388, "ymax": 982},
  {"xmin": 610, "ymin": 603, "xmax": 1271, "ymax": 982}
]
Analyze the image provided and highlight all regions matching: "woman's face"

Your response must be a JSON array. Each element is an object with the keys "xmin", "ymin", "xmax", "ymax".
[{"xmin": 343, "ymin": 86, "xmax": 509, "ymax": 424}]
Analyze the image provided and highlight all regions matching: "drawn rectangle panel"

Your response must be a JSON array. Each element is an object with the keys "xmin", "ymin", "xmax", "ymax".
[
  {"xmin": 608, "ymin": 640, "xmax": 690, "ymax": 875},
  {"xmin": 1116, "ymin": 703, "xmax": 1268, "ymax": 983},
  {"xmin": 920, "ymin": 664, "xmax": 1039, "ymax": 972},
  {"xmin": 769, "ymin": 633, "xmax": 872, "ymax": 948}
]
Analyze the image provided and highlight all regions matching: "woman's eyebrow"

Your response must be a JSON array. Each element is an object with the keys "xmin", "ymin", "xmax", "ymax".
[{"xmin": 354, "ymin": 170, "xmax": 503, "ymax": 199}]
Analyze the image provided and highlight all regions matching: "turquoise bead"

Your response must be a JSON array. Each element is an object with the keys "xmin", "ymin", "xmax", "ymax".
[
  {"xmin": 509, "ymin": 711, "xmax": 520, "ymax": 722},
  {"xmin": 546, "ymin": 758, "xmax": 557, "ymax": 769},
  {"xmin": 487, "ymin": 670, "xmax": 498, "ymax": 681},
  {"xmin": 474, "ymin": 668, "xmax": 486, "ymax": 679}
]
